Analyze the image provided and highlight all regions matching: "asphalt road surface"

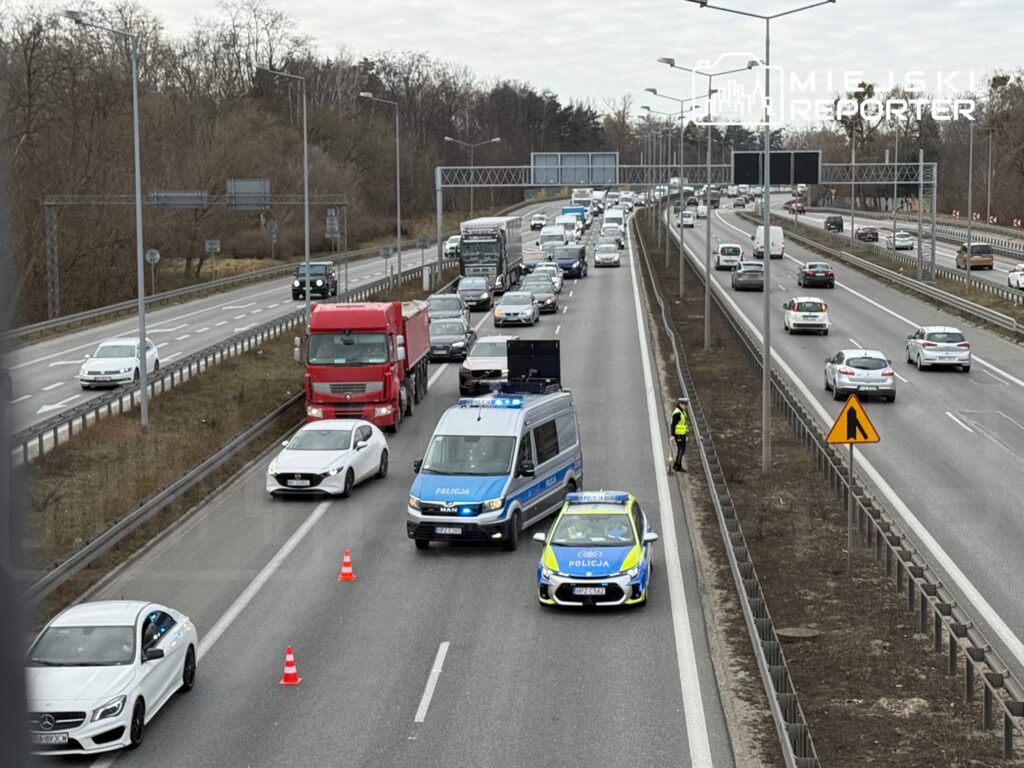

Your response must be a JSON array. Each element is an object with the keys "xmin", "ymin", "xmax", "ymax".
[{"xmin": 44, "ymin": 205, "xmax": 734, "ymax": 767}]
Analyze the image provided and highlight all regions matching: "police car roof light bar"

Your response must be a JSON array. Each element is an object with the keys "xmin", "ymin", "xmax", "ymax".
[{"xmin": 566, "ymin": 491, "xmax": 630, "ymax": 504}]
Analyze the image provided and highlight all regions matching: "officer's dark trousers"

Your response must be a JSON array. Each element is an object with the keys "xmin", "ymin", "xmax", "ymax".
[{"xmin": 673, "ymin": 435, "xmax": 687, "ymax": 469}]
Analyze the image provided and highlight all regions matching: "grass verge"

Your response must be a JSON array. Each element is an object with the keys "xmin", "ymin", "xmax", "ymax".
[{"xmin": 636, "ymin": 212, "xmax": 1019, "ymax": 766}]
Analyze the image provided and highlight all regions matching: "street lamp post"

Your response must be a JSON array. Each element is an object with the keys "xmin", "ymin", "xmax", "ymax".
[
  {"xmin": 658, "ymin": 58, "xmax": 754, "ymax": 350},
  {"xmin": 985, "ymin": 128, "xmax": 994, "ymax": 225},
  {"xmin": 645, "ymin": 93, "xmax": 709, "ymax": 297},
  {"xmin": 261, "ymin": 66, "xmax": 311, "ymax": 325},
  {"xmin": 61, "ymin": 10, "xmax": 151, "ymax": 431},
  {"xmin": 444, "ymin": 135, "xmax": 501, "ymax": 219},
  {"xmin": 361, "ymin": 92, "xmax": 403, "ymax": 281},
  {"xmin": 686, "ymin": 0, "xmax": 837, "ymax": 474}
]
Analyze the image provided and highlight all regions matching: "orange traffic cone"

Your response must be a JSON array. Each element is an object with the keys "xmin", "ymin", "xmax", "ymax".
[
  {"xmin": 337, "ymin": 549, "xmax": 357, "ymax": 581},
  {"xmin": 278, "ymin": 645, "xmax": 302, "ymax": 686}
]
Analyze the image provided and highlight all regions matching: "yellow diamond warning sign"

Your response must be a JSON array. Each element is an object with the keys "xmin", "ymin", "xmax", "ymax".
[{"xmin": 826, "ymin": 394, "xmax": 880, "ymax": 445}]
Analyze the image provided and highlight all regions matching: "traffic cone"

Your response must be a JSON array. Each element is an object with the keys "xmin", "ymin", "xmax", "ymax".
[
  {"xmin": 278, "ymin": 645, "xmax": 302, "ymax": 686},
  {"xmin": 337, "ymin": 549, "xmax": 357, "ymax": 581}
]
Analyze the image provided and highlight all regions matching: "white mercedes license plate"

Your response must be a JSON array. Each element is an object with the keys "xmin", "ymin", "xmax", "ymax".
[
  {"xmin": 435, "ymin": 526, "xmax": 462, "ymax": 535},
  {"xmin": 286, "ymin": 479, "xmax": 311, "ymax": 487},
  {"xmin": 32, "ymin": 733, "xmax": 68, "ymax": 745},
  {"xmin": 572, "ymin": 586, "xmax": 606, "ymax": 596}
]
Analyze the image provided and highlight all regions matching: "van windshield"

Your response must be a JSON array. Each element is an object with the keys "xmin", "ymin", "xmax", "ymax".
[{"xmin": 421, "ymin": 434, "xmax": 517, "ymax": 476}]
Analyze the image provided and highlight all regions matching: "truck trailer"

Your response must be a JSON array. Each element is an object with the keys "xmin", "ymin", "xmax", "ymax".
[{"xmin": 459, "ymin": 216, "xmax": 523, "ymax": 293}]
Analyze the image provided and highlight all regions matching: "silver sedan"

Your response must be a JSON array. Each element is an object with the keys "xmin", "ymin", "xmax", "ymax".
[
  {"xmin": 824, "ymin": 349, "xmax": 896, "ymax": 402},
  {"xmin": 493, "ymin": 291, "xmax": 540, "ymax": 327}
]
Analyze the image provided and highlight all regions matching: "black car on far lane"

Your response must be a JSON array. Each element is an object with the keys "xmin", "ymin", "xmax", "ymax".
[
  {"xmin": 797, "ymin": 261, "xmax": 836, "ymax": 289},
  {"xmin": 292, "ymin": 261, "xmax": 338, "ymax": 300},
  {"xmin": 428, "ymin": 318, "xmax": 477, "ymax": 362},
  {"xmin": 456, "ymin": 275, "xmax": 495, "ymax": 310}
]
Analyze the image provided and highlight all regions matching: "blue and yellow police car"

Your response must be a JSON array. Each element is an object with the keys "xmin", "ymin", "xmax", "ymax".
[{"xmin": 532, "ymin": 491, "xmax": 658, "ymax": 607}]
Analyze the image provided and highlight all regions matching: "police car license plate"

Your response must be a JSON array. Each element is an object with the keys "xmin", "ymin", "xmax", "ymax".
[
  {"xmin": 31, "ymin": 733, "xmax": 68, "ymax": 745},
  {"xmin": 572, "ymin": 586, "xmax": 606, "ymax": 596},
  {"xmin": 286, "ymin": 479, "xmax": 310, "ymax": 487},
  {"xmin": 435, "ymin": 526, "xmax": 462, "ymax": 535}
]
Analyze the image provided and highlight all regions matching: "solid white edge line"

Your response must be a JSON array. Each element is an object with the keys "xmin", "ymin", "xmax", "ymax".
[
  {"xmin": 706, "ymin": 209, "xmax": 1024, "ymax": 667},
  {"xmin": 413, "ymin": 641, "xmax": 450, "ymax": 723},
  {"xmin": 627, "ymin": 219, "xmax": 713, "ymax": 766},
  {"xmin": 197, "ymin": 499, "xmax": 333, "ymax": 661},
  {"xmin": 945, "ymin": 411, "xmax": 975, "ymax": 433}
]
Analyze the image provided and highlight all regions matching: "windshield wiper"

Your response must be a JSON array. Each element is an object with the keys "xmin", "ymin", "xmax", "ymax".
[
  {"xmin": 28, "ymin": 659, "xmax": 75, "ymax": 666},
  {"xmin": 420, "ymin": 469, "xmax": 456, "ymax": 475}
]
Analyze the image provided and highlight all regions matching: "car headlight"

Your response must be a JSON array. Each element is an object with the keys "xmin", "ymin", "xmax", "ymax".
[
  {"xmin": 79, "ymin": 366, "xmax": 87, "ymax": 376},
  {"xmin": 315, "ymin": 279, "xmax": 324, "ymax": 287},
  {"xmin": 327, "ymin": 466, "xmax": 342, "ymax": 476},
  {"xmin": 627, "ymin": 565, "xmax": 640, "ymax": 579},
  {"xmin": 481, "ymin": 498, "xmax": 504, "ymax": 511},
  {"xmin": 574, "ymin": 260, "xmax": 582, "ymax": 268},
  {"xmin": 544, "ymin": 297, "xmax": 555, "ymax": 305},
  {"xmin": 119, "ymin": 367, "xmax": 131, "ymax": 374},
  {"xmin": 374, "ymin": 404, "xmax": 393, "ymax": 417},
  {"xmin": 494, "ymin": 309, "xmax": 504, "ymax": 317},
  {"xmin": 293, "ymin": 280, "xmax": 300, "ymax": 287},
  {"xmin": 408, "ymin": 496, "xmax": 422, "ymax": 510},
  {"xmin": 451, "ymin": 341, "xmax": 466, "ymax": 348},
  {"xmin": 306, "ymin": 405, "xmax": 324, "ymax": 419},
  {"xmin": 479, "ymin": 291, "xmax": 489, "ymax": 299},
  {"xmin": 268, "ymin": 461, "xmax": 277, "ymax": 475},
  {"xmin": 91, "ymin": 695, "xmax": 126, "ymax": 722},
  {"xmin": 541, "ymin": 566, "xmax": 554, "ymax": 580}
]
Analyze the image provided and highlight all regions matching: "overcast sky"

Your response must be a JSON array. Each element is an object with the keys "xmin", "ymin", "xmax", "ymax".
[{"xmin": 104, "ymin": 1, "xmax": 1024, "ymax": 123}]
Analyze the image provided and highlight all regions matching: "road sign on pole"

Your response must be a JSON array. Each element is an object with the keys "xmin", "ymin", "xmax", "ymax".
[{"xmin": 204, "ymin": 239, "xmax": 220, "ymax": 254}]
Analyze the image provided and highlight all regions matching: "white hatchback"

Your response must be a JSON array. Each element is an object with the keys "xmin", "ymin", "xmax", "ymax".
[
  {"xmin": 782, "ymin": 296, "xmax": 831, "ymax": 335},
  {"xmin": 714, "ymin": 243, "xmax": 743, "ymax": 271},
  {"xmin": 594, "ymin": 243, "xmax": 621, "ymax": 267},
  {"xmin": 1007, "ymin": 264, "xmax": 1024, "ymax": 290},
  {"xmin": 26, "ymin": 601, "xmax": 198, "ymax": 755},
  {"xmin": 680, "ymin": 210, "xmax": 695, "ymax": 228},
  {"xmin": 267, "ymin": 419, "xmax": 389, "ymax": 497}
]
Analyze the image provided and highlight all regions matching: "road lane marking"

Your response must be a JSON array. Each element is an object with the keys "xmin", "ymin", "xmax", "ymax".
[
  {"xmin": 233, "ymin": 323, "xmax": 256, "ymax": 332},
  {"xmin": 979, "ymin": 368, "xmax": 1010, "ymax": 386},
  {"xmin": 148, "ymin": 323, "xmax": 187, "ymax": 334},
  {"xmin": 232, "ymin": 314, "xmax": 247, "ymax": 320},
  {"xmin": 569, "ymin": 290, "xmax": 574, "ymax": 298},
  {"xmin": 413, "ymin": 641, "xmax": 450, "ymax": 723},
  {"xmin": 848, "ymin": 338, "xmax": 862, "ymax": 347},
  {"xmin": 164, "ymin": 353, "xmax": 182, "ymax": 362},
  {"xmin": 893, "ymin": 372, "xmax": 909, "ymax": 383},
  {"xmin": 701, "ymin": 211, "xmax": 1024, "ymax": 668},
  {"xmin": 174, "ymin": 334, "xmax": 191, "ymax": 341},
  {"xmin": 946, "ymin": 412, "xmax": 975, "ymax": 433},
  {"xmin": 36, "ymin": 394, "xmax": 81, "ymax": 414},
  {"xmin": 47, "ymin": 360, "xmax": 84, "ymax": 367},
  {"xmin": 195, "ymin": 327, "xmax": 209, "ymax": 333},
  {"xmin": 41, "ymin": 381, "xmax": 65, "ymax": 391},
  {"xmin": 555, "ymin": 325, "xmax": 561, "ymax": 335},
  {"xmin": 626, "ymin": 219, "xmax": 713, "ymax": 766},
  {"xmin": 561, "ymin": 306, "xmax": 567, "ymax": 314},
  {"xmin": 221, "ymin": 302, "xmax": 255, "ymax": 310},
  {"xmin": 156, "ymin": 343, "xmax": 168, "ymax": 349},
  {"xmin": 215, "ymin": 320, "xmax": 227, "ymax": 326},
  {"xmin": 10, "ymin": 394, "xmax": 31, "ymax": 405},
  {"xmin": 198, "ymin": 499, "xmax": 332, "ymax": 660},
  {"xmin": 250, "ymin": 309, "xmax": 263, "ymax": 314}
]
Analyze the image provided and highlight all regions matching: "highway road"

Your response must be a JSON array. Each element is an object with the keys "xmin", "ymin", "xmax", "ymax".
[
  {"xmin": 45, "ymin": 206, "xmax": 735, "ymax": 767},
  {"xmin": 5, "ymin": 202, "xmax": 554, "ymax": 437},
  {"xmin": 779, "ymin": 203, "xmax": 1024, "ymax": 287},
  {"xmin": 669, "ymin": 205, "xmax": 1024, "ymax": 682}
]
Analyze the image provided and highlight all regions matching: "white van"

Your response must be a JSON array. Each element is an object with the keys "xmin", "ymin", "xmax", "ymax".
[
  {"xmin": 604, "ymin": 206, "xmax": 625, "ymax": 234},
  {"xmin": 753, "ymin": 225, "xmax": 784, "ymax": 259},
  {"xmin": 537, "ymin": 224, "xmax": 569, "ymax": 248},
  {"xmin": 554, "ymin": 214, "xmax": 580, "ymax": 243}
]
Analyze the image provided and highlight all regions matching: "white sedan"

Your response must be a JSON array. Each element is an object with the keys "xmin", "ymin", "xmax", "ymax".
[
  {"xmin": 1007, "ymin": 264, "xmax": 1024, "ymax": 290},
  {"xmin": 26, "ymin": 601, "xmax": 198, "ymax": 755},
  {"xmin": 885, "ymin": 230, "xmax": 916, "ymax": 250},
  {"xmin": 267, "ymin": 419, "xmax": 389, "ymax": 497},
  {"xmin": 79, "ymin": 337, "xmax": 159, "ymax": 389}
]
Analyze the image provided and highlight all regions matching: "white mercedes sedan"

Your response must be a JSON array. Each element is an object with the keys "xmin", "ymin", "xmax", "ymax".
[
  {"xmin": 266, "ymin": 419, "xmax": 389, "ymax": 497},
  {"xmin": 26, "ymin": 601, "xmax": 198, "ymax": 755}
]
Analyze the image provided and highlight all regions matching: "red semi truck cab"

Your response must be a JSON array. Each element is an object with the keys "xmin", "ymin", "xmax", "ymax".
[{"xmin": 304, "ymin": 301, "xmax": 430, "ymax": 432}]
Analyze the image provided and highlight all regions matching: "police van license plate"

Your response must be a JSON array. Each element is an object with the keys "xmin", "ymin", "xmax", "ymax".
[
  {"xmin": 572, "ymin": 586, "xmax": 606, "ymax": 597},
  {"xmin": 32, "ymin": 733, "xmax": 68, "ymax": 745},
  {"xmin": 286, "ymin": 479, "xmax": 311, "ymax": 487},
  {"xmin": 435, "ymin": 526, "xmax": 462, "ymax": 535}
]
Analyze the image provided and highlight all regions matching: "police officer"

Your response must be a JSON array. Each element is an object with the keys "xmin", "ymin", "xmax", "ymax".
[{"xmin": 670, "ymin": 396, "xmax": 689, "ymax": 472}]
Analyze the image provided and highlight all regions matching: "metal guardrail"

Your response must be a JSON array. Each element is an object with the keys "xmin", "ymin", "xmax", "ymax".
[
  {"xmin": 632, "ymin": 218, "xmax": 819, "ymax": 768},
  {"xmin": 744, "ymin": 213, "xmax": 1021, "ymax": 334},
  {"xmin": 655, "ymin": 211, "xmax": 1024, "ymax": 759},
  {"xmin": 11, "ymin": 257, "xmax": 457, "ymax": 463}
]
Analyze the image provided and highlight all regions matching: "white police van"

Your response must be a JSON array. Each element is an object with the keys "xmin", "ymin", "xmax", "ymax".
[{"xmin": 407, "ymin": 341, "xmax": 582, "ymax": 551}]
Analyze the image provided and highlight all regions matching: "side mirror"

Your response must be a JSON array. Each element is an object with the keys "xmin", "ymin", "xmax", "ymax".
[
  {"xmin": 83, "ymin": 353, "xmax": 90, "ymax": 359},
  {"xmin": 413, "ymin": 459, "xmax": 422, "ymax": 473},
  {"xmin": 519, "ymin": 460, "xmax": 535, "ymax": 477},
  {"xmin": 643, "ymin": 531, "xmax": 659, "ymax": 544},
  {"xmin": 355, "ymin": 440, "xmax": 368, "ymax": 451},
  {"xmin": 397, "ymin": 347, "xmax": 407, "ymax": 362},
  {"xmin": 281, "ymin": 440, "xmax": 290, "ymax": 447},
  {"xmin": 906, "ymin": 334, "xmax": 914, "ymax": 340},
  {"xmin": 532, "ymin": 532, "xmax": 547, "ymax": 543},
  {"xmin": 143, "ymin": 648, "xmax": 164, "ymax": 662},
  {"xmin": 396, "ymin": 334, "xmax": 405, "ymax": 347}
]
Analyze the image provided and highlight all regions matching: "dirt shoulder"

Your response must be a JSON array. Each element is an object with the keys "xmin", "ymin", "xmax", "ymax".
[{"xmin": 634, "ymin": 211, "xmax": 1021, "ymax": 767}]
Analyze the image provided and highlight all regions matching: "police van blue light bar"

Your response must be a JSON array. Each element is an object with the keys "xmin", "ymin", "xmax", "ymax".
[
  {"xmin": 457, "ymin": 396, "xmax": 524, "ymax": 409},
  {"xmin": 566, "ymin": 491, "xmax": 630, "ymax": 504}
]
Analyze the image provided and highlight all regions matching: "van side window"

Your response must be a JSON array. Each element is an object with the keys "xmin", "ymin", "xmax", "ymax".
[
  {"xmin": 533, "ymin": 421, "xmax": 559, "ymax": 465},
  {"xmin": 555, "ymin": 412, "xmax": 578, "ymax": 452},
  {"xmin": 517, "ymin": 433, "xmax": 534, "ymax": 473}
]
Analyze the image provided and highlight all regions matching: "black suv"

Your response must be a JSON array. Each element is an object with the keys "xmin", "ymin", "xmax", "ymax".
[
  {"xmin": 292, "ymin": 261, "xmax": 338, "ymax": 300},
  {"xmin": 824, "ymin": 215, "xmax": 844, "ymax": 233}
]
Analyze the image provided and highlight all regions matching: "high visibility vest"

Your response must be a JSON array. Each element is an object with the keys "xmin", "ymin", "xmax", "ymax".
[{"xmin": 672, "ymin": 407, "xmax": 688, "ymax": 436}]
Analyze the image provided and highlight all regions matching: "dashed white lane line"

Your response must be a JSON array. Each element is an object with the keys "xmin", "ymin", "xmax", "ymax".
[
  {"xmin": 232, "ymin": 314, "xmax": 247, "ymax": 320},
  {"xmin": 164, "ymin": 352, "xmax": 182, "ymax": 362},
  {"xmin": 250, "ymin": 309, "xmax": 263, "ymax": 314},
  {"xmin": 626, "ymin": 220, "xmax": 713, "ymax": 766},
  {"xmin": 946, "ymin": 411, "xmax": 975, "ymax": 433},
  {"xmin": 268, "ymin": 303, "xmax": 280, "ymax": 308},
  {"xmin": 561, "ymin": 306, "xmax": 567, "ymax": 314},
  {"xmin": 174, "ymin": 334, "xmax": 191, "ymax": 341},
  {"xmin": 195, "ymin": 327, "xmax": 209, "ymax": 334},
  {"xmin": 233, "ymin": 323, "xmax": 256, "ymax": 332},
  {"xmin": 148, "ymin": 323, "xmax": 187, "ymax": 334},
  {"xmin": 569, "ymin": 290, "xmax": 574, "ymax": 298},
  {"xmin": 47, "ymin": 360, "xmax": 84, "ymax": 367},
  {"xmin": 41, "ymin": 381, "xmax": 65, "ymax": 391},
  {"xmin": 221, "ymin": 302, "xmax": 255, "ymax": 310},
  {"xmin": 893, "ymin": 371, "xmax": 910, "ymax": 383},
  {"xmin": 156, "ymin": 343, "xmax": 169, "ymax": 349},
  {"xmin": 413, "ymin": 641, "xmax": 450, "ymax": 723},
  {"xmin": 10, "ymin": 394, "xmax": 32, "ymax": 405},
  {"xmin": 848, "ymin": 337, "xmax": 862, "ymax": 347},
  {"xmin": 215, "ymin": 321, "xmax": 227, "ymax": 327},
  {"xmin": 555, "ymin": 324, "xmax": 561, "ymax": 335}
]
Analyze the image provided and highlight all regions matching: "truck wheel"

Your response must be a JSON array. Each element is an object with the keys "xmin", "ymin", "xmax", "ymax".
[
  {"xmin": 386, "ymin": 403, "xmax": 401, "ymax": 434},
  {"xmin": 404, "ymin": 381, "xmax": 415, "ymax": 418}
]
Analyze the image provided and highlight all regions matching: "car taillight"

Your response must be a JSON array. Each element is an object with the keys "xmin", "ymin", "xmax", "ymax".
[
  {"xmin": 838, "ymin": 367, "xmax": 855, "ymax": 376},
  {"xmin": 921, "ymin": 341, "xmax": 937, "ymax": 348},
  {"xmin": 825, "ymin": 270, "xmax": 834, "ymax": 276},
  {"xmin": 957, "ymin": 342, "xmax": 970, "ymax": 348},
  {"xmin": 882, "ymin": 370, "xmax": 895, "ymax": 377},
  {"xmin": 803, "ymin": 270, "xmax": 812, "ymax": 276}
]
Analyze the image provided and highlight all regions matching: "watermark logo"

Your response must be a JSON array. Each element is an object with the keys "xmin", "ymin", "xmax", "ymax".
[{"xmin": 685, "ymin": 54, "xmax": 980, "ymax": 126}]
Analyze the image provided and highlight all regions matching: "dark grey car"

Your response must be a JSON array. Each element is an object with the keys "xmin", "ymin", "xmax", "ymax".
[
  {"xmin": 456, "ymin": 276, "xmax": 494, "ymax": 310},
  {"xmin": 427, "ymin": 293, "xmax": 470, "ymax": 324},
  {"xmin": 519, "ymin": 275, "xmax": 558, "ymax": 313},
  {"xmin": 428, "ymin": 318, "xmax": 477, "ymax": 362},
  {"xmin": 731, "ymin": 261, "xmax": 765, "ymax": 291}
]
